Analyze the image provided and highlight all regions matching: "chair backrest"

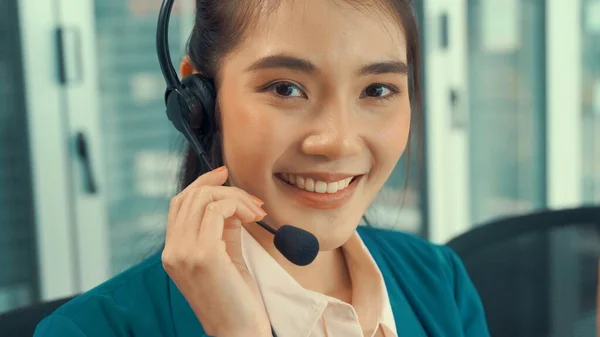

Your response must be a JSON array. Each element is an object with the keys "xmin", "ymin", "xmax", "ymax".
[
  {"xmin": 0, "ymin": 296, "xmax": 74, "ymax": 337},
  {"xmin": 447, "ymin": 206, "xmax": 600, "ymax": 337}
]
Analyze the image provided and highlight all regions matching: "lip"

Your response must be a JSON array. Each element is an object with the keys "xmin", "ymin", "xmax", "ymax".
[{"xmin": 274, "ymin": 174, "xmax": 363, "ymax": 210}]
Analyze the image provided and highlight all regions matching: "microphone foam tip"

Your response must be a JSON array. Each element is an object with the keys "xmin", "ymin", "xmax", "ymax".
[{"xmin": 274, "ymin": 225, "xmax": 319, "ymax": 266}]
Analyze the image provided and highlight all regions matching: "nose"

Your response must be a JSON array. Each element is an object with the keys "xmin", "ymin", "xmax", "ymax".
[{"xmin": 300, "ymin": 105, "xmax": 363, "ymax": 160}]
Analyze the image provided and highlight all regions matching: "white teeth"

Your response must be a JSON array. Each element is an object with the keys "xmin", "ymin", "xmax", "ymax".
[
  {"xmin": 305, "ymin": 178, "xmax": 315, "ymax": 192},
  {"xmin": 326, "ymin": 182, "xmax": 338, "ymax": 194},
  {"xmin": 338, "ymin": 179, "xmax": 347, "ymax": 189},
  {"xmin": 315, "ymin": 181, "xmax": 327, "ymax": 193},
  {"xmin": 280, "ymin": 174, "xmax": 355, "ymax": 194},
  {"xmin": 296, "ymin": 176, "xmax": 305, "ymax": 189}
]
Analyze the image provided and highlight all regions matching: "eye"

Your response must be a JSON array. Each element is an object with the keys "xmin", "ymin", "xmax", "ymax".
[
  {"xmin": 361, "ymin": 84, "xmax": 399, "ymax": 100},
  {"xmin": 266, "ymin": 81, "xmax": 306, "ymax": 98}
]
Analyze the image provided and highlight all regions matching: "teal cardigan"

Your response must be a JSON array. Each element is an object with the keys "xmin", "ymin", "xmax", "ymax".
[{"xmin": 34, "ymin": 227, "xmax": 490, "ymax": 337}]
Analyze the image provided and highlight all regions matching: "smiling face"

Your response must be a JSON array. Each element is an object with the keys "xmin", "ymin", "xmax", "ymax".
[{"xmin": 216, "ymin": 0, "xmax": 411, "ymax": 250}]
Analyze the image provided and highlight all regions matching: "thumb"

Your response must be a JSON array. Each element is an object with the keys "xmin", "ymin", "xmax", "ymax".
[
  {"xmin": 222, "ymin": 218, "xmax": 245, "ymax": 265},
  {"xmin": 222, "ymin": 214, "xmax": 265, "ymax": 271},
  {"xmin": 223, "ymin": 218, "xmax": 269, "ymax": 318}
]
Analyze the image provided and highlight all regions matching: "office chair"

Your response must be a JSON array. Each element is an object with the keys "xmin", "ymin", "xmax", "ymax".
[
  {"xmin": 0, "ymin": 295, "xmax": 74, "ymax": 337},
  {"xmin": 447, "ymin": 206, "xmax": 600, "ymax": 337}
]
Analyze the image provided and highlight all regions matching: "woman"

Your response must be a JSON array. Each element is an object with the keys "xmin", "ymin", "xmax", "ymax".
[{"xmin": 35, "ymin": 0, "xmax": 490, "ymax": 336}]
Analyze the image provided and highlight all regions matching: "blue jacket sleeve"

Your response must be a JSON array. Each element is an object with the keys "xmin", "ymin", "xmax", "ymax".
[
  {"xmin": 34, "ymin": 314, "xmax": 88, "ymax": 337},
  {"xmin": 442, "ymin": 246, "xmax": 491, "ymax": 337}
]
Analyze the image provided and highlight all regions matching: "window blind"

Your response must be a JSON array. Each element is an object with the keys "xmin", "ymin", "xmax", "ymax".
[
  {"xmin": 94, "ymin": 0, "xmax": 186, "ymax": 274},
  {"xmin": 0, "ymin": 0, "xmax": 39, "ymax": 313}
]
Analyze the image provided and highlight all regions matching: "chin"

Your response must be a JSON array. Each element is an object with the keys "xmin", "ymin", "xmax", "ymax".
[
  {"xmin": 265, "ymin": 204, "xmax": 364, "ymax": 251},
  {"xmin": 314, "ymin": 224, "xmax": 360, "ymax": 251}
]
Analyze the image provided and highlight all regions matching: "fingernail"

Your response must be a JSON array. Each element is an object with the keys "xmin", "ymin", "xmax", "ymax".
[
  {"xmin": 214, "ymin": 166, "xmax": 227, "ymax": 172},
  {"xmin": 255, "ymin": 207, "xmax": 267, "ymax": 217},
  {"xmin": 250, "ymin": 195, "xmax": 264, "ymax": 205},
  {"xmin": 252, "ymin": 203, "xmax": 266, "ymax": 216}
]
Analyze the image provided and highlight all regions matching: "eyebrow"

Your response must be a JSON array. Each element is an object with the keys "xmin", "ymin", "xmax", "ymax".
[
  {"xmin": 245, "ymin": 53, "xmax": 408, "ymax": 76},
  {"xmin": 358, "ymin": 61, "xmax": 408, "ymax": 76},
  {"xmin": 246, "ymin": 54, "xmax": 318, "ymax": 74}
]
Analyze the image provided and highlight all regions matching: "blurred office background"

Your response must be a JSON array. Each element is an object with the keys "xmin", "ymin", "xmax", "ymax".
[{"xmin": 0, "ymin": 0, "xmax": 598, "ymax": 315}]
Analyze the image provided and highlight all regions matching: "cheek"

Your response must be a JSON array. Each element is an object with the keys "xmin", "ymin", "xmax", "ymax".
[
  {"xmin": 218, "ymin": 93, "xmax": 279, "ymax": 188},
  {"xmin": 372, "ymin": 103, "xmax": 412, "ymax": 174}
]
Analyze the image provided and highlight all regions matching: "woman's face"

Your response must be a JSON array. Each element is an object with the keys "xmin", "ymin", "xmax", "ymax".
[{"xmin": 218, "ymin": 0, "xmax": 411, "ymax": 250}]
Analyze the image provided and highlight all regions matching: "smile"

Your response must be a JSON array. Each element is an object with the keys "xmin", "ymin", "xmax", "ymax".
[
  {"xmin": 274, "ymin": 172, "xmax": 363, "ymax": 210},
  {"xmin": 279, "ymin": 173, "xmax": 356, "ymax": 194}
]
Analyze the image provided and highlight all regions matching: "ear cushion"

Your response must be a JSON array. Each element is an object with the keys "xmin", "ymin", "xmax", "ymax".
[{"xmin": 181, "ymin": 74, "xmax": 216, "ymax": 133}]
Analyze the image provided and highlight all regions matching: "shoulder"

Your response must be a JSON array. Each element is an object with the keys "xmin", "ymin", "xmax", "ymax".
[
  {"xmin": 35, "ymin": 253, "xmax": 174, "ymax": 337},
  {"xmin": 358, "ymin": 226, "xmax": 490, "ymax": 336},
  {"xmin": 56, "ymin": 252, "xmax": 167, "ymax": 315},
  {"xmin": 358, "ymin": 225, "xmax": 469, "ymax": 291},
  {"xmin": 357, "ymin": 225, "xmax": 456, "ymax": 273}
]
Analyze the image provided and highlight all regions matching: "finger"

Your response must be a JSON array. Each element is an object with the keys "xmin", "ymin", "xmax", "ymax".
[
  {"xmin": 198, "ymin": 199, "xmax": 265, "ymax": 245},
  {"xmin": 180, "ymin": 165, "xmax": 229, "ymax": 196},
  {"xmin": 176, "ymin": 186, "xmax": 262, "ymax": 227},
  {"xmin": 197, "ymin": 199, "xmax": 264, "ymax": 239},
  {"xmin": 171, "ymin": 186, "xmax": 264, "ymax": 242},
  {"xmin": 223, "ymin": 218, "xmax": 248, "ymax": 270},
  {"xmin": 165, "ymin": 195, "xmax": 184, "ymax": 243},
  {"xmin": 187, "ymin": 194, "xmax": 264, "ymax": 239},
  {"xmin": 181, "ymin": 185, "xmax": 264, "ymax": 210},
  {"xmin": 165, "ymin": 167, "xmax": 228, "ymax": 240},
  {"xmin": 174, "ymin": 166, "xmax": 229, "ymax": 218}
]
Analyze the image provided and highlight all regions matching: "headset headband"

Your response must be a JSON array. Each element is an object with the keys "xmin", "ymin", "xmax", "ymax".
[{"xmin": 157, "ymin": 0, "xmax": 180, "ymax": 91}]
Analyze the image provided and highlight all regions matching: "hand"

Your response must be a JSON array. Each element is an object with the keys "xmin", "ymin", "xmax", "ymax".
[{"xmin": 162, "ymin": 166, "xmax": 272, "ymax": 337}]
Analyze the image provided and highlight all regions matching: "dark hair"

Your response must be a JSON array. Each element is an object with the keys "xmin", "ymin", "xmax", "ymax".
[{"xmin": 178, "ymin": 0, "xmax": 422, "ymax": 197}]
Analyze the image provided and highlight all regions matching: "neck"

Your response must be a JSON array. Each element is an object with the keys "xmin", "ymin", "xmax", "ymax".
[{"xmin": 245, "ymin": 223, "xmax": 353, "ymax": 303}]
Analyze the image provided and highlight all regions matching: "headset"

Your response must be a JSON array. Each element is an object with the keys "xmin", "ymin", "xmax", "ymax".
[{"xmin": 156, "ymin": 0, "xmax": 319, "ymax": 267}]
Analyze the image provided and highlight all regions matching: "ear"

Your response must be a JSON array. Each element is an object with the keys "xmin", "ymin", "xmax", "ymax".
[{"xmin": 180, "ymin": 56, "xmax": 195, "ymax": 77}]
